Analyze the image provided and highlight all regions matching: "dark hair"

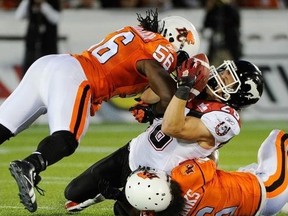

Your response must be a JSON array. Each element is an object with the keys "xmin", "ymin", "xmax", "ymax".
[
  {"xmin": 155, "ymin": 180, "xmax": 185, "ymax": 216},
  {"xmin": 137, "ymin": 9, "xmax": 159, "ymax": 33}
]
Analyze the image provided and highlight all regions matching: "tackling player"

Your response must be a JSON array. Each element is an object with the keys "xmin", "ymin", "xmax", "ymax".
[
  {"xmin": 64, "ymin": 58, "xmax": 265, "ymax": 214},
  {"xmin": 125, "ymin": 129, "xmax": 288, "ymax": 216},
  {"xmin": 0, "ymin": 10, "xmax": 200, "ymax": 212}
]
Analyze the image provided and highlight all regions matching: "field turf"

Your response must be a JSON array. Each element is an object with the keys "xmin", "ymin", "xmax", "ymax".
[{"xmin": 0, "ymin": 121, "xmax": 287, "ymax": 216}]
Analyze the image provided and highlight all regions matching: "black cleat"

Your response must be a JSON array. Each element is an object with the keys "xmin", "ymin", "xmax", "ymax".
[{"xmin": 9, "ymin": 160, "xmax": 42, "ymax": 212}]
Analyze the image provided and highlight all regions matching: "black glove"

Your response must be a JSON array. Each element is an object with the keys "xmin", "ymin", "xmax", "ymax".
[
  {"xmin": 176, "ymin": 50, "xmax": 189, "ymax": 67},
  {"xmin": 129, "ymin": 101, "xmax": 154, "ymax": 124}
]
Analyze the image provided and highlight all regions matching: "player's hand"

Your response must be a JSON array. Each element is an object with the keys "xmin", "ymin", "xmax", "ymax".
[
  {"xmin": 176, "ymin": 50, "xmax": 189, "ymax": 66},
  {"xmin": 190, "ymin": 63, "xmax": 210, "ymax": 99},
  {"xmin": 176, "ymin": 55, "xmax": 210, "ymax": 100},
  {"xmin": 129, "ymin": 101, "xmax": 154, "ymax": 124},
  {"xmin": 176, "ymin": 57, "xmax": 200, "ymax": 89}
]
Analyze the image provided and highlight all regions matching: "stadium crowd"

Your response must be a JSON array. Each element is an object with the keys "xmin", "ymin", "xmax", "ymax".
[{"xmin": 0, "ymin": 0, "xmax": 288, "ymax": 10}]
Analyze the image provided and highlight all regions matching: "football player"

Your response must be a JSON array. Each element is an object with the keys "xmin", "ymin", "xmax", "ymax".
[
  {"xmin": 128, "ymin": 58, "xmax": 264, "ymax": 174},
  {"xmin": 64, "ymin": 58, "xmax": 265, "ymax": 214},
  {"xmin": 0, "ymin": 9, "xmax": 200, "ymax": 212},
  {"xmin": 125, "ymin": 129, "xmax": 288, "ymax": 216}
]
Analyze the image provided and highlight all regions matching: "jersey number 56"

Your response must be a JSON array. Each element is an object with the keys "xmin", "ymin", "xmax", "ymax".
[{"xmin": 89, "ymin": 31, "xmax": 174, "ymax": 71}]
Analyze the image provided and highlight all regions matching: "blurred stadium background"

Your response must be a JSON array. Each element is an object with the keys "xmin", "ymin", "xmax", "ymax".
[
  {"xmin": 0, "ymin": 0, "xmax": 287, "ymax": 215},
  {"xmin": 0, "ymin": 0, "xmax": 287, "ymax": 122}
]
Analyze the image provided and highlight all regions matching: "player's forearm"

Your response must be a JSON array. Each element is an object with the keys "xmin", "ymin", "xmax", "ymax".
[
  {"xmin": 140, "ymin": 88, "xmax": 160, "ymax": 104},
  {"xmin": 161, "ymin": 96, "xmax": 186, "ymax": 136}
]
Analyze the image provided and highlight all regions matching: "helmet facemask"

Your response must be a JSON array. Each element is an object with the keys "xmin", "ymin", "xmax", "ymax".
[
  {"xmin": 207, "ymin": 60, "xmax": 264, "ymax": 110},
  {"xmin": 207, "ymin": 60, "xmax": 241, "ymax": 102}
]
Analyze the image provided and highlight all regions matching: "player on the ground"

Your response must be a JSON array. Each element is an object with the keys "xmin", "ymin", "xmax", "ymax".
[
  {"xmin": 64, "ymin": 58, "xmax": 264, "ymax": 214},
  {"xmin": 125, "ymin": 129, "xmax": 288, "ymax": 216},
  {"xmin": 0, "ymin": 10, "xmax": 200, "ymax": 212}
]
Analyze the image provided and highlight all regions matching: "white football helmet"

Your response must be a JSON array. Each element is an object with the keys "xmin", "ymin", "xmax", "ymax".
[
  {"xmin": 125, "ymin": 167, "xmax": 172, "ymax": 212},
  {"xmin": 158, "ymin": 16, "xmax": 200, "ymax": 57}
]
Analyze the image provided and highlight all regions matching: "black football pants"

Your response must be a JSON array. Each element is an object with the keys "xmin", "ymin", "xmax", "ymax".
[{"xmin": 64, "ymin": 142, "xmax": 131, "ymax": 203}]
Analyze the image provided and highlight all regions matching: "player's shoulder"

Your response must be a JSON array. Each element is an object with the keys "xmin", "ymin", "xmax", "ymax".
[
  {"xmin": 188, "ymin": 100, "xmax": 239, "ymax": 121},
  {"xmin": 188, "ymin": 100, "xmax": 241, "ymax": 139},
  {"xmin": 172, "ymin": 159, "xmax": 216, "ymax": 186},
  {"xmin": 192, "ymin": 100, "xmax": 237, "ymax": 112}
]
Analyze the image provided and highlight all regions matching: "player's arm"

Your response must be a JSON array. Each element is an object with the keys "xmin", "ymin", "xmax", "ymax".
[
  {"xmin": 162, "ymin": 98, "xmax": 215, "ymax": 148},
  {"xmin": 161, "ymin": 55, "xmax": 214, "ymax": 148},
  {"xmin": 137, "ymin": 59, "xmax": 177, "ymax": 115},
  {"xmin": 140, "ymin": 88, "xmax": 160, "ymax": 104}
]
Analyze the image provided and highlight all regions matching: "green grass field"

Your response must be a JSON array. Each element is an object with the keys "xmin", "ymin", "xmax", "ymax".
[{"xmin": 0, "ymin": 121, "xmax": 287, "ymax": 216}]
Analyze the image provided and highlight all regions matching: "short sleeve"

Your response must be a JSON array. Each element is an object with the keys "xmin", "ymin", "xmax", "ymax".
[{"xmin": 201, "ymin": 110, "xmax": 240, "ymax": 146}]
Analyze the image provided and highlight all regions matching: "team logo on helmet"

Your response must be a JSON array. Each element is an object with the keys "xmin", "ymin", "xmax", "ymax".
[
  {"xmin": 176, "ymin": 28, "xmax": 195, "ymax": 46},
  {"xmin": 158, "ymin": 16, "xmax": 200, "ymax": 57},
  {"xmin": 137, "ymin": 171, "xmax": 160, "ymax": 180},
  {"xmin": 244, "ymin": 79, "xmax": 261, "ymax": 100}
]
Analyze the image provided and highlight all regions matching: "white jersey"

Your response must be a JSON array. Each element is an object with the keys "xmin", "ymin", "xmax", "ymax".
[{"xmin": 129, "ymin": 99, "xmax": 241, "ymax": 174}]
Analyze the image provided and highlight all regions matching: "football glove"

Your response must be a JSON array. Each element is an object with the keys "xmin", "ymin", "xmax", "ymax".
[
  {"xmin": 176, "ymin": 57, "xmax": 199, "ymax": 89},
  {"xmin": 175, "ymin": 57, "xmax": 200, "ymax": 100},
  {"xmin": 129, "ymin": 101, "xmax": 154, "ymax": 124},
  {"xmin": 176, "ymin": 50, "xmax": 189, "ymax": 67}
]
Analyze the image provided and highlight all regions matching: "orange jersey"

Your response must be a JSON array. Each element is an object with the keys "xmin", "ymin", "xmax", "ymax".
[
  {"xmin": 73, "ymin": 26, "xmax": 177, "ymax": 105},
  {"xmin": 171, "ymin": 159, "xmax": 264, "ymax": 216}
]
